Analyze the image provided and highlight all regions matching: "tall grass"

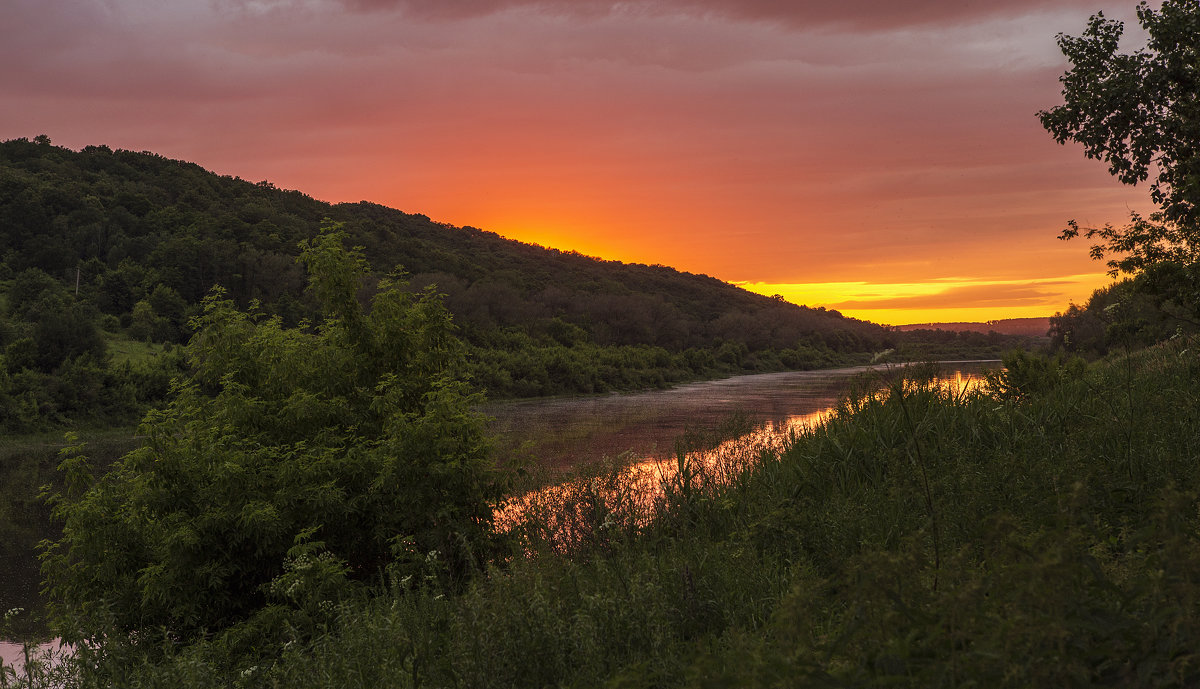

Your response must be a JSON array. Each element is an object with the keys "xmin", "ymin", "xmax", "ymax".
[
  {"xmin": 23, "ymin": 338, "xmax": 1200, "ymax": 688},
  {"xmin": 100, "ymin": 333, "xmax": 168, "ymax": 368}
]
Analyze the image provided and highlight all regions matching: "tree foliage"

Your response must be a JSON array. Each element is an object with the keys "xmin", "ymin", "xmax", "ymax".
[
  {"xmin": 1040, "ymin": 0, "xmax": 1200, "ymax": 230},
  {"xmin": 41, "ymin": 223, "xmax": 503, "ymax": 655},
  {"xmin": 1039, "ymin": 0, "xmax": 1200, "ymax": 317},
  {"xmin": 1049, "ymin": 274, "xmax": 1199, "ymax": 355}
]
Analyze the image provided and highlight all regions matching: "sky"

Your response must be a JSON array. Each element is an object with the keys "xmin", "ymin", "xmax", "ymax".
[{"xmin": 2, "ymin": 0, "xmax": 1159, "ymax": 324}]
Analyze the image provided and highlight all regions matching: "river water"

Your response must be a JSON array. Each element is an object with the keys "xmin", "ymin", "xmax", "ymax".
[
  {"xmin": 2, "ymin": 360, "xmax": 997, "ymax": 669},
  {"xmin": 483, "ymin": 361, "xmax": 998, "ymax": 471}
]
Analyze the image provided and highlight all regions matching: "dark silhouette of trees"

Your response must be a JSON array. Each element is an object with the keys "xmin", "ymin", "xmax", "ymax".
[{"xmin": 1039, "ymin": 0, "xmax": 1200, "ymax": 320}]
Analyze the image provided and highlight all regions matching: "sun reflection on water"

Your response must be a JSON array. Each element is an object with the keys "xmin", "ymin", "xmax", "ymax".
[{"xmin": 495, "ymin": 370, "xmax": 988, "ymax": 544}]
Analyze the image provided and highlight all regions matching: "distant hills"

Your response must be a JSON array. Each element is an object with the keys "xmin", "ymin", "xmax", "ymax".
[{"xmin": 893, "ymin": 318, "xmax": 1052, "ymax": 337}]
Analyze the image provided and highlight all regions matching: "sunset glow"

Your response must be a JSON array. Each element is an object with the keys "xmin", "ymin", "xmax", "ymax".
[
  {"xmin": 740, "ymin": 273, "xmax": 1115, "ymax": 325},
  {"xmin": 2, "ymin": 0, "xmax": 1156, "ymax": 324}
]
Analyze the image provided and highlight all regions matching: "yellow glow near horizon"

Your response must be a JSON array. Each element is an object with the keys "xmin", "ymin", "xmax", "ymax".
[
  {"xmin": 479, "ymin": 219, "xmax": 646, "ymax": 266},
  {"xmin": 739, "ymin": 273, "xmax": 1116, "ymax": 326}
]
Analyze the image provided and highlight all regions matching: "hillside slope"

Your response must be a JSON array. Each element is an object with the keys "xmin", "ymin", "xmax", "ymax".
[{"xmin": 0, "ymin": 138, "xmax": 885, "ymax": 356}]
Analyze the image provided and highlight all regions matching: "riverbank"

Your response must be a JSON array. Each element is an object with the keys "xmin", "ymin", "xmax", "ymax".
[{"xmin": 19, "ymin": 340, "xmax": 1197, "ymax": 688}]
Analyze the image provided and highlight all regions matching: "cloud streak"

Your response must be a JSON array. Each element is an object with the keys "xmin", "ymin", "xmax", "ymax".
[{"xmin": 831, "ymin": 282, "xmax": 1070, "ymax": 310}]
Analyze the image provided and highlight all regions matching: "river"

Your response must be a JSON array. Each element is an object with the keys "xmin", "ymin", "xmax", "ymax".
[{"xmin": 483, "ymin": 360, "xmax": 998, "ymax": 470}]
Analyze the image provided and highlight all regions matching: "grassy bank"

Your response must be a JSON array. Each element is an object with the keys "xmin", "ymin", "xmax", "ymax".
[{"xmin": 12, "ymin": 338, "xmax": 1200, "ymax": 687}]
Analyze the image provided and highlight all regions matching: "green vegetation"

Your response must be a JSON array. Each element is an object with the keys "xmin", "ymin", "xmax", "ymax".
[
  {"xmin": 881, "ymin": 326, "xmax": 1043, "ymax": 362},
  {"xmin": 0, "ymin": 428, "xmax": 140, "ymax": 643},
  {"xmin": 101, "ymin": 332, "xmax": 168, "ymax": 368},
  {"xmin": 1050, "ymin": 275, "xmax": 1200, "ymax": 356},
  {"xmin": 9, "ymin": 341, "xmax": 1197, "ymax": 688},
  {"xmin": 0, "ymin": 265, "xmax": 185, "ymax": 433},
  {"xmin": 39, "ymin": 227, "xmax": 504, "ymax": 674},
  {"xmin": 1039, "ymin": 0, "xmax": 1200, "ymax": 247}
]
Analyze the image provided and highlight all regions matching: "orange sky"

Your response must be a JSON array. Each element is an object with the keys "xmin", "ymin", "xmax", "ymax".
[{"xmin": 1, "ymin": 0, "xmax": 1158, "ymax": 325}]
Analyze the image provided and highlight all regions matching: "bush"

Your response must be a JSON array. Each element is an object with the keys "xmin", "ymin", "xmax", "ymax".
[
  {"xmin": 41, "ymin": 223, "xmax": 505, "ymax": 671},
  {"xmin": 984, "ymin": 349, "xmax": 1086, "ymax": 401}
]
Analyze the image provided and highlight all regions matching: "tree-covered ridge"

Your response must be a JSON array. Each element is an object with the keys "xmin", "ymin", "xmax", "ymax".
[{"xmin": 0, "ymin": 136, "xmax": 883, "ymax": 349}]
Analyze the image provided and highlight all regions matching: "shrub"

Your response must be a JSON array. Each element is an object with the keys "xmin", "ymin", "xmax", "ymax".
[{"xmin": 41, "ymin": 223, "xmax": 504, "ymax": 669}]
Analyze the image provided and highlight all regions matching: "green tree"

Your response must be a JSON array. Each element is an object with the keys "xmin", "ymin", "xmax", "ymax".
[
  {"xmin": 126, "ymin": 298, "xmax": 158, "ymax": 342},
  {"xmin": 1038, "ymin": 0, "xmax": 1200, "ymax": 317},
  {"xmin": 6, "ymin": 267, "xmax": 64, "ymax": 320},
  {"xmin": 29, "ymin": 301, "xmax": 106, "ymax": 373},
  {"xmin": 42, "ymin": 222, "xmax": 503, "ymax": 658}
]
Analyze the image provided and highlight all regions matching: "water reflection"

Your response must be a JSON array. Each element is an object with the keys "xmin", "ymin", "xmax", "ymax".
[
  {"xmin": 491, "ymin": 362, "xmax": 996, "ymax": 540},
  {"xmin": 0, "ymin": 640, "xmax": 67, "ymax": 683},
  {"xmin": 484, "ymin": 361, "xmax": 996, "ymax": 471},
  {"xmin": 0, "ymin": 643, "xmax": 22, "ymax": 676}
]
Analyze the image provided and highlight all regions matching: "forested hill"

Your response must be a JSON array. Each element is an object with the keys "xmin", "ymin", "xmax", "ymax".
[{"xmin": 0, "ymin": 137, "xmax": 899, "ymax": 391}]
